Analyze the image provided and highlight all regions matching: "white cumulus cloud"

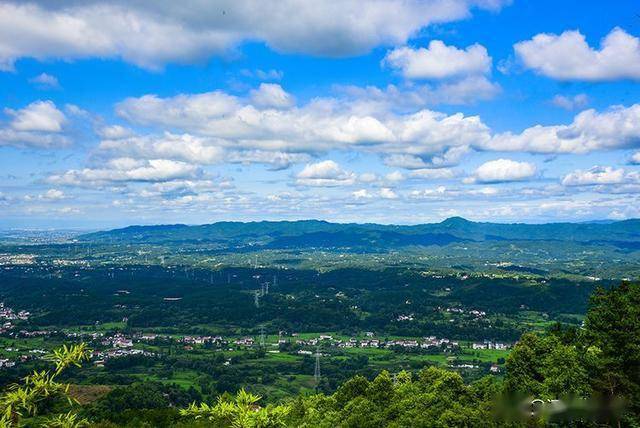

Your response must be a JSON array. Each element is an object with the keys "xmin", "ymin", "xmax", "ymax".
[
  {"xmin": 379, "ymin": 187, "xmax": 399, "ymax": 199},
  {"xmin": 514, "ymin": 27, "xmax": 640, "ymax": 81},
  {"xmin": 384, "ymin": 41, "xmax": 492, "ymax": 79},
  {"xmin": 561, "ymin": 166, "xmax": 638, "ymax": 186},
  {"xmin": 0, "ymin": 0, "xmax": 510, "ymax": 70},
  {"xmin": 250, "ymin": 83, "xmax": 295, "ymax": 109},
  {"xmin": 48, "ymin": 158, "xmax": 200, "ymax": 187},
  {"xmin": 0, "ymin": 100, "xmax": 70, "ymax": 148},
  {"xmin": 39, "ymin": 189, "xmax": 66, "ymax": 200},
  {"xmin": 5, "ymin": 100, "xmax": 66, "ymax": 132},
  {"xmin": 466, "ymin": 159, "xmax": 537, "ymax": 183},
  {"xmin": 484, "ymin": 104, "xmax": 640, "ymax": 154},
  {"xmin": 380, "ymin": 41, "xmax": 498, "ymax": 105},
  {"xmin": 98, "ymin": 132, "xmax": 310, "ymax": 170},
  {"xmin": 352, "ymin": 189, "xmax": 373, "ymax": 199},
  {"xmin": 296, "ymin": 160, "xmax": 356, "ymax": 187},
  {"xmin": 115, "ymin": 87, "xmax": 490, "ymax": 162}
]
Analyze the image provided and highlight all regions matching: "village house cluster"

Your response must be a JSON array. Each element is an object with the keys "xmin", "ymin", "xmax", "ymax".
[
  {"xmin": 444, "ymin": 307, "xmax": 487, "ymax": 318},
  {"xmin": 101, "ymin": 333, "xmax": 133, "ymax": 348},
  {"xmin": 92, "ymin": 332, "xmax": 156, "ymax": 365},
  {"xmin": 0, "ymin": 302, "xmax": 30, "ymax": 333},
  {"xmin": 0, "ymin": 254, "xmax": 36, "ymax": 266},
  {"xmin": 291, "ymin": 334, "xmax": 464, "ymax": 352},
  {"xmin": 139, "ymin": 331, "xmax": 513, "ymax": 355},
  {"xmin": 0, "ymin": 302, "xmax": 30, "ymax": 321},
  {"xmin": 0, "ymin": 325, "xmax": 512, "ymax": 375},
  {"xmin": 472, "ymin": 340, "xmax": 509, "ymax": 350},
  {"xmin": 93, "ymin": 348, "xmax": 154, "ymax": 366}
]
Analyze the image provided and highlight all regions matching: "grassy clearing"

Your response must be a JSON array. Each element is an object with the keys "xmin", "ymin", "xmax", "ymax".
[{"xmin": 68, "ymin": 384, "xmax": 112, "ymax": 404}]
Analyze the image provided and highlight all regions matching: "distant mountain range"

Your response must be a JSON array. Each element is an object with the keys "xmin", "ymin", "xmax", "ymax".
[{"xmin": 78, "ymin": 217, "xmax": 640, "ymax": 250}]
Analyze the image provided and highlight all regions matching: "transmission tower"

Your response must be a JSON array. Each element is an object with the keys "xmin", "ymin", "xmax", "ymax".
[
  {"xmin": 254, "ymin": 290, "xmax": 261, "ymax": 308},
  {"xmin": 259, "ymin": 325, "xmax": 266, "ymax": 348},
  {"xmin": 314, "ymin": 347, "xmax": 321, "ymax": 388}
]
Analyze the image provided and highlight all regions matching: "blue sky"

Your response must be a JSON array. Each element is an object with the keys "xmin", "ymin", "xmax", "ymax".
[{"xmin": 1, "ymin": 0, "xmax": 640, "ymax": 228}]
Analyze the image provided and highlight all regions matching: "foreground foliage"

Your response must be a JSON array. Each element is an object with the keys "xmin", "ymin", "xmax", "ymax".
[
  {"xmin": 502, "ymin": 281, "xmax": 640, "ymax": 425},
  {"xmin": 180, "ymin": 389, "xmax": 289, "ymax": 427},
  {"xmin": 285, "ymin": 368, "xmax": 498, "ymax": 427},
  {"xmin": 0, "ymin": 343, "xmax": 91, "ymax": 427}
]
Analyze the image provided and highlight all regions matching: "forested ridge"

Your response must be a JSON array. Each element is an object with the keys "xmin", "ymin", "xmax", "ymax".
[{"xmin": 81, "ymin": 217, "xmax": 640, "ymax": 249}]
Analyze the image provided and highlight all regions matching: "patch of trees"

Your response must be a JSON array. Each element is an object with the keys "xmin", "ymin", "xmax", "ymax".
[{"xmin": 0, "ymin": 266, "xmax": 603, "ymax": 341}]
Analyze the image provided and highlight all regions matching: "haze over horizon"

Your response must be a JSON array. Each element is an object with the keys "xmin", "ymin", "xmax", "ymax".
[
  {"xmin": 3, "ymin": 216, "xmax": 639, "ymax": 235},
  {"xmin": 2, "ymin": 0, "xmax": 640, "ymax": 228}
]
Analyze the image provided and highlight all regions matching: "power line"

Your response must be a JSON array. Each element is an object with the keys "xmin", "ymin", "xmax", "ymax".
[
  {"xmin": 314, "ymin": 347, "xmax": 321, "ymax": 388},
  {"xmin": 259, "ymin": 325, "xmax": 266, "ymax": 348}
]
